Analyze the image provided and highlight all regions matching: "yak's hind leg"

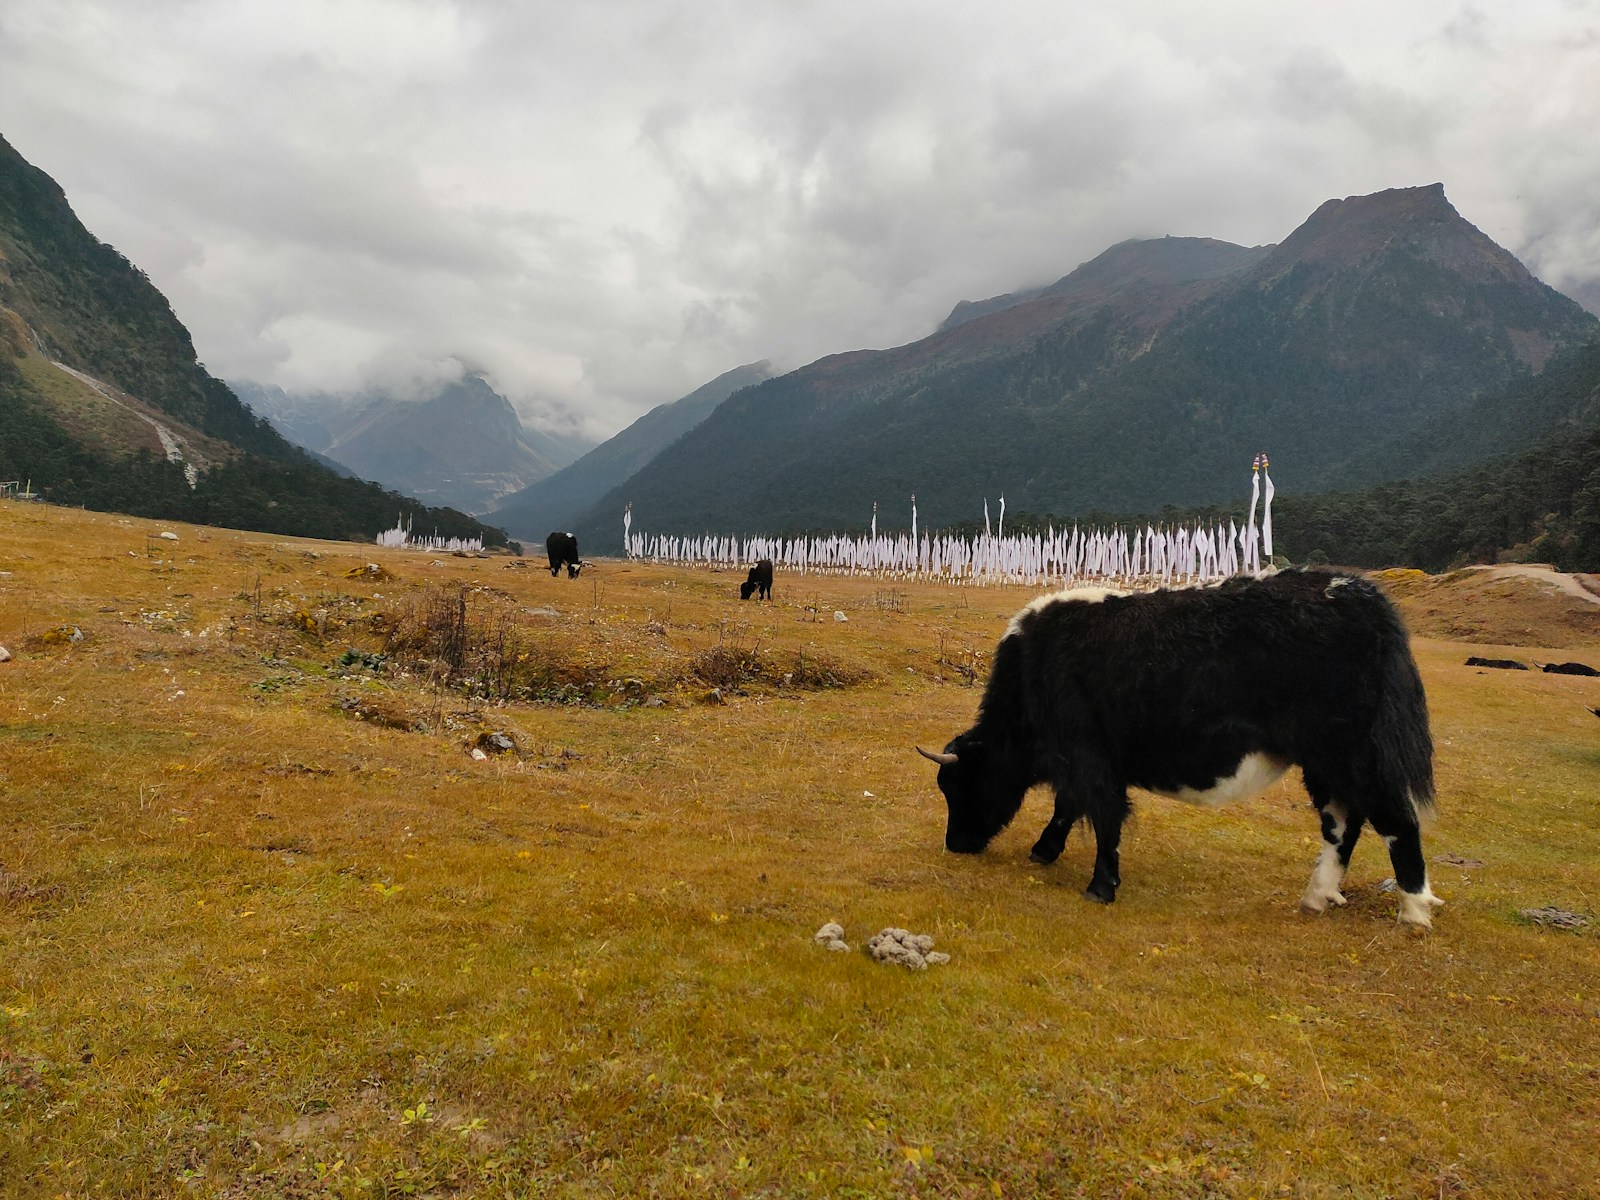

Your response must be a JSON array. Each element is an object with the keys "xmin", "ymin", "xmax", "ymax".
[
  {"xmin": 1299, "ymin": 759, "xmax": 1439, "ymax": 927},
  {"xmin": 1083, "ymin": 789, "xmax": 1132, "ymax": 904},
  {"xmin": 1299, "ymin": 768, "xmax": 1364, "ymax": 914},
  {"xmin": 1367, "ymin": 796, "xmax": 1442, "ymax": 929}
]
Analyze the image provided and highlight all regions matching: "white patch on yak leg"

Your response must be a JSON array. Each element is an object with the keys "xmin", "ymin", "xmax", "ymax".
[
  {"xmin": 1380, "ymin": 834, "xmax": 1446, "ymax": 928},
  {"xmin": 1397, "ymin": 883, "xmax": 1444, "ymax": 929},
  {"xmin": 1299, "ymin": 845, "xmax": 1348, "ymax": 913},
  {"xmin": 1163, "ymin": 752, "xmax": 1289, "ymax": 808},
  {"xmin": 1300, "ymin": 806, "xmax": 1348, "ymax": 914}
]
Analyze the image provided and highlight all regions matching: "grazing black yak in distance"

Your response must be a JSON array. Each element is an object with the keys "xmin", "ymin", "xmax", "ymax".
[
  {"xmin": 545, "ymin": 531, "xmax": 583, "ymax": 577},
  {"xmin": 918, "ymin": 570, "xmax": 1443, "ymax": 927},
  {"xmin": 740, "ymin": 559, "xmax": 773, "ymax": 601}
]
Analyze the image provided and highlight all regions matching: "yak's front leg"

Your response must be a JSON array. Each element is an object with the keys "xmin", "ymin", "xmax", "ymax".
[
  {"xmin": 1299, "ymin": 772, "xmax": 1364, "ymax": 914},
  {"xmin": 1029, "ymin": 789, "xmax": 1083, "ymax": 865},
  {"xmin": 1043, "ymin": 754, "xmax": 1128, "ymax": 902}
]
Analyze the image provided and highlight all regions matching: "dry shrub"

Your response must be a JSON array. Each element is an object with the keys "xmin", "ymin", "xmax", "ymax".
[
  {"xmin": 384, "ymin": 584, "xmax": 471, "ymax": 670},
  {"xmin": 27, "ymin": 625, "xmax": 86, "ymax": 648},
  {"xmin": 335, "ymin": 693, "xmax": 419, "ymax": 731},
  {"xmin": 0, "ymin": 865, "xmax": 62, "ymax": 905},
  {"xmin": 381, "ymin": 583, "xmax": 611, "ymax": 703},
  {"xmin": 688, "ymin": 642, "xmax": 767, "ymax": 689},
  {"xmin": 686, "ymin": 639, "xmax": 868, "ymax": 692},
  {"xmin": 378, "ymin": 586, "xmax": 872, "ymax": 706},
  {"xmin": 784, "ymin": 646, "xmax": 871, "ymax": 690}
]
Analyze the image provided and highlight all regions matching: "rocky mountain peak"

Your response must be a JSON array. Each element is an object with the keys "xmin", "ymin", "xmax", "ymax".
[{"xmin": 1262, "ymin": 183, "xmax": 1525, "ymax": 283}]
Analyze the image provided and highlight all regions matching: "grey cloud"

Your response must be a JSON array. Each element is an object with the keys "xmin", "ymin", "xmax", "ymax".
[{"xmin": 2, "ymin": 0, "xmax": 1597, "ymax": 444}]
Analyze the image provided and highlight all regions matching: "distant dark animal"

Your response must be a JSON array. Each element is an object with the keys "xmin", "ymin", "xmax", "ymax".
[
  {"xmin": 545, "ymin": 531, "xmax": 583, "ymax": 578},
  {"xmin": 740, "ymin": 559, "xmax": 773, "ymax": 601},
  {"xmin": 1465, "ymin": 657, "xmax": 1527, "ymax": 670},
  {"xmin": 1542, "ymin": 661, "xmax": 1599, "ymax": 677},
  {"xmin": 917, "ymin": 571, "xmax": 1442, "ymax": 927}
]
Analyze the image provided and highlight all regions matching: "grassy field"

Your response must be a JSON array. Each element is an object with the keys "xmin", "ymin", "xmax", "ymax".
[{"xmin": 2, "ymin": 502, "xmax": 1598, "ymax": 1199}]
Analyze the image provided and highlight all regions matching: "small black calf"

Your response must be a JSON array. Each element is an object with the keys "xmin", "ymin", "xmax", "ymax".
[{"xmin": 740, "ymin": 559, "xmax": 773, "ymax": 601}]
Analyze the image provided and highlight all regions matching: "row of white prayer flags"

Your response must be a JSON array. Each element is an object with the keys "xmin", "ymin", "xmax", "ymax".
[{"xmin": 623, "ymin": 457, "xmax": 1275, "ymax": 586}]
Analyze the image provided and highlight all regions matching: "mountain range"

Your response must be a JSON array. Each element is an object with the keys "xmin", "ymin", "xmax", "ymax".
[
  {"xmin": 561, "ymin": 184, "xmax": 1596, "ymax": 551},
  {"xmin": 234, "ymin": 376, "xmax": 593, "ymax": 515},
  {"xmin": 485, "ymin": 360, "xmax": 774, "ymax": 543},
  {"xmin": 5, "ymin": 123, "xmax": 1598, "ymax": 570}
]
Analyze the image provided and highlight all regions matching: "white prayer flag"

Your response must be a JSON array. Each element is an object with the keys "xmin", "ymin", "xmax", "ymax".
[{"xmin": 1262, "ymin": 458, "xmax": 1275, "ymax": 562}]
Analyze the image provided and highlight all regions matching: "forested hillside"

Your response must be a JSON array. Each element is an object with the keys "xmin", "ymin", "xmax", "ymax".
[
  {"xmin": 1277, "ymin": 428, "xmax": 1600, "ymax": 573},
  {"xmin": 962, "ymin": 340, "xmax": 1600, "ymax": 573}
]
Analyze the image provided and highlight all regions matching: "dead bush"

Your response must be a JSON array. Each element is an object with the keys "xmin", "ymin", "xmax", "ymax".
[
  {"xmin": 336, "ymin": 693, "xmax": 420, "ymax": 731},
  {"xmin": 688, "ymin": 642, "xmax": 769, "ymax": 690},
  {"xmin": 382, "ymin": 583, "xmax": 613, "ymax": 703},
  {"xmin": 784, "ymin": 647, "xmax": 871, "ymax": 690},
  {"xmin": 685, "ymin": 639, "xmax": 868, "ymax": 693}
]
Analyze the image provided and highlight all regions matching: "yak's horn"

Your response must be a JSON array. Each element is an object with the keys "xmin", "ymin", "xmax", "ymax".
[{"xmin": 916, "ymin": 746, "xmax": 958, "ymax": 766}]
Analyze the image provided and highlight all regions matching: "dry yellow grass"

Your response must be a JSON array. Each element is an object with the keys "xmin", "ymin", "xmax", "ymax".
[{"xmin": 2, "ymin": 502, "xmax": 1598, "ymax": 1199}]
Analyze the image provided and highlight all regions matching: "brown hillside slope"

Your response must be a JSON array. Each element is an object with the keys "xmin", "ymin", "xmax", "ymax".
[{"xmin": 1378, "ymin": 564, "xmax": 1600, "ymax": 647}]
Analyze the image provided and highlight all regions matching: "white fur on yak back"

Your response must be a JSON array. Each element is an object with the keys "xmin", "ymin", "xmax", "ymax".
[{"xmin": 1002, "ymin": 585, "xmax": 1119, "ymax": 639}]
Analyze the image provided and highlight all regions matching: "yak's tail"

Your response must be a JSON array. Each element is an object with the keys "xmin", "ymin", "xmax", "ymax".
[{"xmin": 1371, "ymin": 594, "xmax": 1436, "ymax": 818}]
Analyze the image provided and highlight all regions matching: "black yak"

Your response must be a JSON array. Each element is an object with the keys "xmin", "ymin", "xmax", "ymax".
[
  {"xmin": 740, "ymin": 559, "xmax": 773, "ymax": 601},
  {"xmin": 918, "ymin": 571, "xmax": 1442, "ymax": 927},
  {"xmin": 545, "ymin": 531, "xmax": 583, "ymax": 578}
]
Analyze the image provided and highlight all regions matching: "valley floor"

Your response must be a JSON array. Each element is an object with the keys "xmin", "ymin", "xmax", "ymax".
[{"xmin": 2, "ymin": 502, "xmax": 1598, "ymax": 1199}]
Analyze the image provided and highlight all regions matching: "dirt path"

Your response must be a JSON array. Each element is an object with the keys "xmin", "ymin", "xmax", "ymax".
[
  {"xmin": 50, "ymin": 361, "xmax": 201, "ymax": 486},
  {"xmin": 1465, "ymin": 563, "xmax": 1600, "ymax": 606}
]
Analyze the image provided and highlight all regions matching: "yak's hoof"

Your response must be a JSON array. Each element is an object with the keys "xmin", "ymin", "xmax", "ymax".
[
  {"xmin": 1083, "ymin": 884, "xmax": 1116, "ymax": 905},
  {"xmin": 1397, "ymin": 888, "xmax": 1444, "ymax": 929},
  {"xmin": 1029, "ymin": 846, "xmax": 1061, "ymax": 865},
  {"xmin": 1299, "ymin": 889, "xmax": 1347, "ymax": 914}
]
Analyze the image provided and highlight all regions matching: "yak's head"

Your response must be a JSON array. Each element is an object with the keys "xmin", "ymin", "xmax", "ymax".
[
  {"xmin": 739, "ymin": 580, "xmax": 756, "ymax": 600},
  {"xmin": 917, "ymin": 732, "xmax": 1029, "ymax": 854}
]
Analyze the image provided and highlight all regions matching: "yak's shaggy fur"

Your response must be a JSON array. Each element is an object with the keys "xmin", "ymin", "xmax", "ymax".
[{"xmin": 922, "ymin": 570, "xmax": 1443, "ymax": 926}]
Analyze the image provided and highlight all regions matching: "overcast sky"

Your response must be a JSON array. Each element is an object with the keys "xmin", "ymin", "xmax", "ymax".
[{"xmin": 3, "ymin": 0, "xmax": 1597, "ymax": 439}]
